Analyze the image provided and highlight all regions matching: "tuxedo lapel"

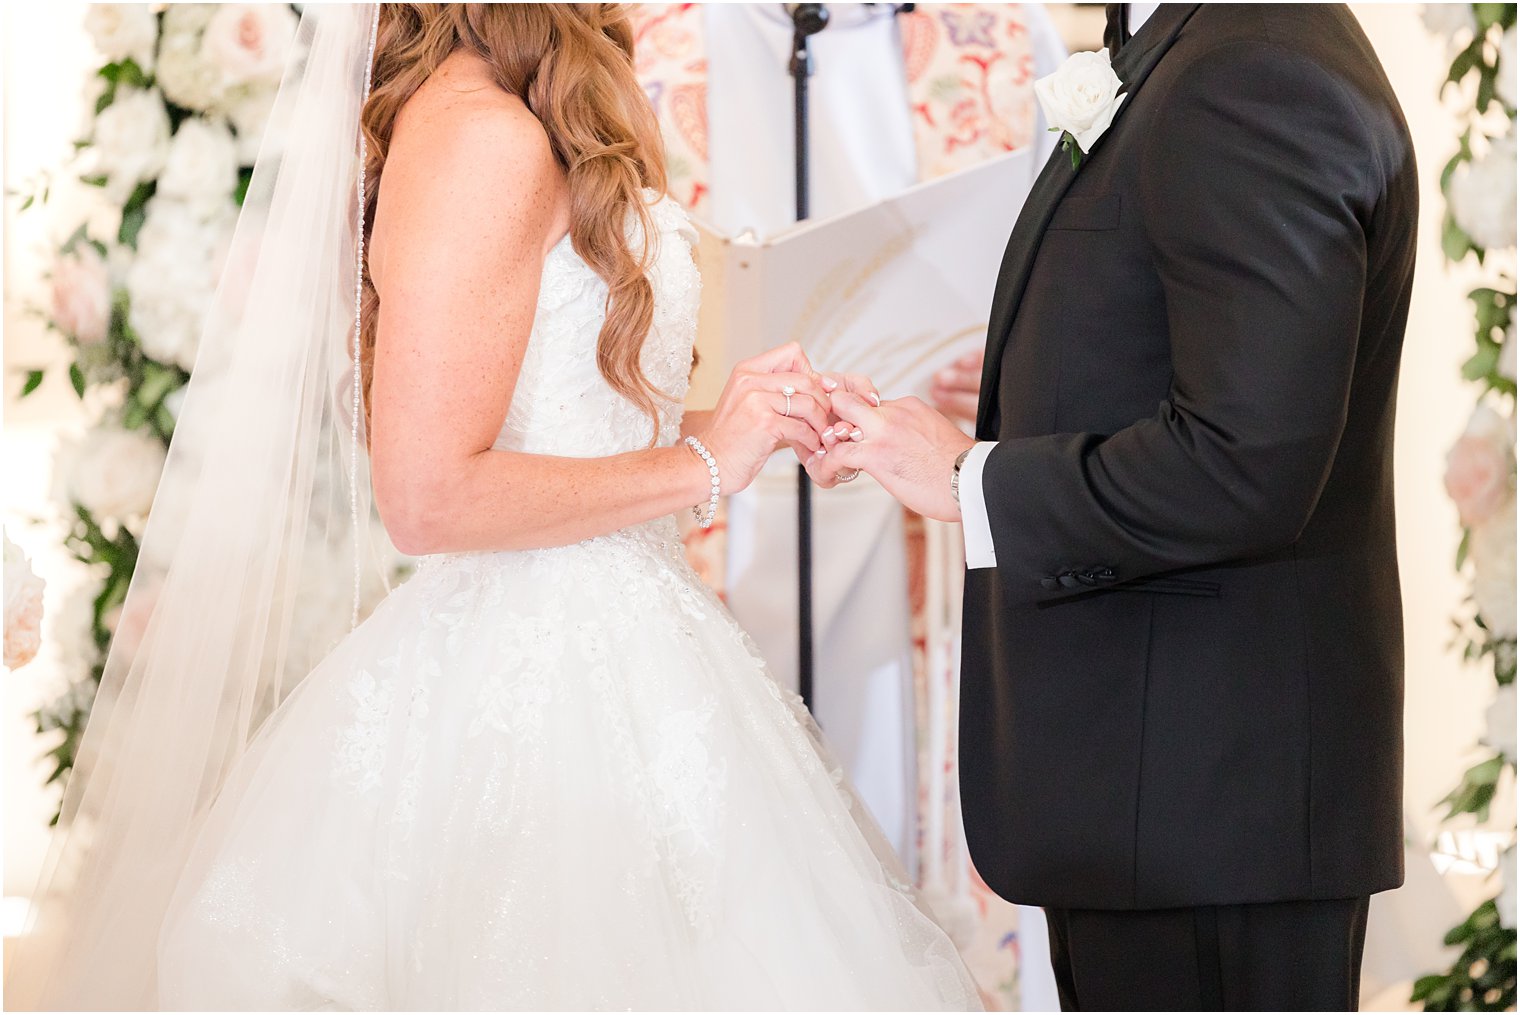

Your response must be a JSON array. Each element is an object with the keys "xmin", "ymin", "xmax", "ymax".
[{"xmin": 975, "ymin": 3, "xmax": 1202, "ymax": 439}]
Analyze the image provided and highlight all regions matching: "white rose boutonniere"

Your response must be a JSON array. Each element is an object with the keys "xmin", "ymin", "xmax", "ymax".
[{"xmin": 1035, "ymin": 50, "xmax": 1127, "ymax": 170}]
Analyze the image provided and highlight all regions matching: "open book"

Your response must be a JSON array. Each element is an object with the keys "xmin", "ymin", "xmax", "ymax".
[{"xmin": 689, "ymin": 148, "xmax": 1038, "ymax": 402}]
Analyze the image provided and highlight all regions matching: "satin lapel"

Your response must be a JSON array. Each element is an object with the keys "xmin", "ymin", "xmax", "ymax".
[{"xmin": 974, "ymin": 3, "xmax": 1202, "ymax": 440}]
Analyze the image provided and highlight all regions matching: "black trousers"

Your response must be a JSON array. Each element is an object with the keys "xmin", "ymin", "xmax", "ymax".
[{"xmin": 1043, "ymin": 896, "xmax": 1370, "ymax": 1011}]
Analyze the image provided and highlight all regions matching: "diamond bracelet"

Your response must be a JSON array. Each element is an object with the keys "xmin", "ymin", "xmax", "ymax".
[{"xmin": 683, "ymin": 435, "xmax": 721, "ymax": 529}]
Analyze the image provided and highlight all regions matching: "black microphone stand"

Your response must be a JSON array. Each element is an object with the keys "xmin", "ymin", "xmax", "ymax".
[{"xmin": 789, "ymin": 3, "xmax": 828, "ymax": 714}]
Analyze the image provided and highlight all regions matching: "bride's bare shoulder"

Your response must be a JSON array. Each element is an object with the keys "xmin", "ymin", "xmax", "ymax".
[
  {"xmin": 375, "ymin": 51, "xmax": 564, "ymax": 261},
  {"xmin": 390, "ymin": 51, "xmax": 551, "ymax": 167}
]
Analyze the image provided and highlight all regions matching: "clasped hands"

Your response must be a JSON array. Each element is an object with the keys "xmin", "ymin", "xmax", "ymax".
[{"xmin": 697, "ymin": 342, "xmax": 979, "ymax": 523}]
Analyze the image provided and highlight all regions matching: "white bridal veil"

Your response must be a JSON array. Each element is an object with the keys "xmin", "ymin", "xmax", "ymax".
[{"xmin": 6, "ymin": 6, "xmax": 384, "ymax": 1008}]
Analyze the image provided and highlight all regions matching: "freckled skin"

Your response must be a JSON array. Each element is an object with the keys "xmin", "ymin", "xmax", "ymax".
[{"xmin": 367, "ymin": 52, "xmax": 835, "ymax": 557}]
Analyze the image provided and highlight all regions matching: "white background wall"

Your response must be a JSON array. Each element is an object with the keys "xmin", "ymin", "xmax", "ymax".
[{"xmin": 0, "ymin": 1, "xmax": 1508, "ymax": 996}]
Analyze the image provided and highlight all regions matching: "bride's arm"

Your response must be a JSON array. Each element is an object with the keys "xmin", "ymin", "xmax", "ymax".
[{"xmin": 368, "ymin": 87, "xmax": 825, "ymax": 557}]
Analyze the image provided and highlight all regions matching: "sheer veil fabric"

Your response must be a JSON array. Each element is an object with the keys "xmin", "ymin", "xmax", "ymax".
[{"xmin": 6, "ymin": 7, "xmax": 385, "ymax": 1008}]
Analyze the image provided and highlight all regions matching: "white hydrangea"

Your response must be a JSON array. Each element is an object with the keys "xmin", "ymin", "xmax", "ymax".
[
  {"xmin": 1484, "ymin": 683, "xmax": 1517, "ymax": 762},
  {"xmin": 127, "ymin": 196, "xmax": 236, "ymax": 372},
  {"xmin": 1450, "ymin": 136, "xmax": 1518, "ymax": 252},
  {"xmin": 35, "ymin": 579, "xmax": 103, "ymax": 725},
  {"xmin": 1423, "ymin": 3, "xmax": 1478, "ymax": 44},
  {"xmin": 226, "ymin": 86, "xmax": 278, "ymax": 163},
  {"xmin": 4, "ymin": 532, "xmax": 46, "ymax": 671},
  {"xmin": 157, "ymin": 119, "xmax": 239, "ymax": 215},
  {"xmin": 1472, "ymin": 496, "xmax": 1518, "ymax": 641},
  {"xmin": 83, "ymin": 4, "xmax": 158, "ymax": 72},
  {"xmin": 90, "ymin": 86, "xmax": 171, "ymax": 204},
  {"xmin": 66, "ymin": 424, "xmax": 168, "ymax": 522}
]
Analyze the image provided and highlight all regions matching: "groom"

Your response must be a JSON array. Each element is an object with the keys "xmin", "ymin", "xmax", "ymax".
[{"xmin": 810, "ymin": 4, "xmax": 1415, "ymax": 1010}]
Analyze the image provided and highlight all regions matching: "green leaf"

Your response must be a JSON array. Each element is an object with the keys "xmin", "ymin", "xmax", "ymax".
[
  {"xmin": 118, "ymin": 180, "xmax": 153, "ymax": 248},
  {"xmin": 1475, "ymin": 3, "xmax": 1511, "ymax": 31},
  {"xmin": 1457, "ymin": 527, "xmax": 1473, "ymax": 570},
  {"xmin": 1443, "ymin": 213, "xmax": 1474, "ymax": 262},
  {"xmin": 135, "ymin": 361, "xmax": 177, "ymax": 409},
  {"xmin": 18, "ymin": 194, "xmax": 33, "ymax": 211},
  {"xmin": 1463, "ymin": 342, "xmax": 1501, "ymax": 380},
  {"xmin": 154, "ymin": 402, "xmax": 177, "ymax": 439},
  {"xmin": 79, "ymin": 173, "xmax": 109, "ymax": 188},
  {"xmin": 1449, "ymin": 38, "xmax": 1483, "ymax": 84},
  {"xmin": 68, "ymin": 363, "xmax": 86, "ymax": 398},
  {"xmin": 20, "ymin": 369, "xmax": 44, "ymax": 397},
  {"xmin": 234, "ymin": 166, "xmax": 254, "ymax": 206},
  {"xmin": 122, "ymin": 400, "xmax": 148, "ymax": 430}
]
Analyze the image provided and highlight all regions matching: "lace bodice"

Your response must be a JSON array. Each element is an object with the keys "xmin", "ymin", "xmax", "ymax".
[{"xmin": 495, "ymin": 191, "xmax": 700, "ymax": 457}]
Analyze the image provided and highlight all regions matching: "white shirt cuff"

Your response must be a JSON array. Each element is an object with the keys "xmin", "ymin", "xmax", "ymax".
[{"xmin": 959, "ymin": 441, "xmax": 998, "ymax": 569}]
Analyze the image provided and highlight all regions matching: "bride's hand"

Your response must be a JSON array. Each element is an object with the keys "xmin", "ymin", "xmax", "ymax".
[
  {"xmin": 797, "ymin": 372, "xmax": 879, "ymax": 489},
  {"xmin": 697, "ymin": 342, "xmax": 832, "ymax": 496}
]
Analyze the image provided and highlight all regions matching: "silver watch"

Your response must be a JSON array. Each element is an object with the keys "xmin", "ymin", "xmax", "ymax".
[{"xmin": 951, "ymin": 446, "xmax": 974, "ymax": 505}]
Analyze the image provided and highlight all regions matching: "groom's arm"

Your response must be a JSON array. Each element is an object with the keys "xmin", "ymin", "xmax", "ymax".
[{"xmin": 976, "ymin": 43, "xmax": 1388, "ymax": 601}]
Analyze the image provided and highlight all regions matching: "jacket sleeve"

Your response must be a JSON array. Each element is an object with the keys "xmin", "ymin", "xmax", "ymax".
[{"xmin": 980, "ymin": 41, "xmax": 1384, "ymax": 602}]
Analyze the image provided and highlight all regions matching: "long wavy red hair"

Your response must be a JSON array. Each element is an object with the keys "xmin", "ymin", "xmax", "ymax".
[{"xmin": 358, "ymin": 3, "xmax": 669, "ymax": 436}]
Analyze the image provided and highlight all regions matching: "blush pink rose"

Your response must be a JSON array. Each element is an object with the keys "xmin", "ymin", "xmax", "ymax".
[
  {"xmin": 1445, "ymin": 405, "xmax": 1516, "ymax": 528},
  {"xmin": 50, "ymin": 244, "xmax": 112, "ymax": 346},
  {"xmin": 202, "ymin": 5, "xmax": 298, "ymax": 89}
]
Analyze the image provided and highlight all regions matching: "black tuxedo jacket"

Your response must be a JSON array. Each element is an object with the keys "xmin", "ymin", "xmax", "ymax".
[{"xmin": 960, "ymin": 4, "xmax": 1415, "ymax": 910}]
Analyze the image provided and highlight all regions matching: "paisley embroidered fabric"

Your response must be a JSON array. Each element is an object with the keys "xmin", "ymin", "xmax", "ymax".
[{"xmin": 156, "ymin": 194, "xmax": 980, "ymax": 1011}]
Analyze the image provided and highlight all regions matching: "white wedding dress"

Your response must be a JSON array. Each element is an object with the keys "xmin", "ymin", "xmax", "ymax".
[{"xmin": 155, "ymin": 194, "xmax": 981, "ymax": 1011}]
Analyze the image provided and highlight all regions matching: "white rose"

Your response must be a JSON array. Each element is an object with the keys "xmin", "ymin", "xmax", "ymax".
[
  {"xmin": 84, "ymin": 4, "xmax": 158, "ymax": 72},
  {"xmin": 90, "ymin": 86, "xmax": 171, "ymax": 204},
  {"xmin": 155, "ymin": 5, "xmax": 222, "ymax": 112},
  {"xmin": 1035, "ymin": 50, "xmax": 1126, "ymax": 154},
  {"xmin": 202, "ymin": 5, "xmax": 298, "ymax": 90},
  {"xmin": 67, "ymin": 425, "xmax": 168, "ymax": 521},
  {"xmin": 158, "ymin": 119, "xmax": 238, "ymax": 214},
  {"xmin": 127, "ymin": 196, "xmax": 236, "ymax": 372},
  {"xmin": 4, "ymin": 532, "xmax": 46, "ymax": 671},
  {"xmin": 1500, "ymin": 322, "xmax": 1516, "ymax": 383},
  {"xmin": 1450, "ymin": 136, "xmax": 1518, "ymax": 252},
  {"xmin": 1484, "ymin": 683, "xmax": 1517, "ymax": 761},
  {"xmin": 1423, "ymin": 3, "xmax": 1478, "ymax": 43},
  {"xmin": 1472, "ymin": 496, "xmax": 1518, "ymax": 641},
  {"xmin": 1500, "ymin": 27, "xmax": 1518, "ymax": 109},
  {"xmin": 226, "ymin": 86, "xmax": 277, "ymax": 163},
  {"xmin": 50, "ymin": 243, "xmax": 112, "ymax": 347}
]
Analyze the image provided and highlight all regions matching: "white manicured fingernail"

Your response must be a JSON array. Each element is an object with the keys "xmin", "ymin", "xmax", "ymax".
[
  {"xmin": 850, "ymin": 429, "xmax": 863, "ymax": 441},
  {"xmin": 869, "ymin": 393, "xmax": 881, "ymax": 407},
  {"xmin": 822, "ymin": 377, "xmax": 838, "ymax": 391}
]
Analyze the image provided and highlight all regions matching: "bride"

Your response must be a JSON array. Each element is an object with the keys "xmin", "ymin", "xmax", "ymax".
[{"xmin": 8, "ymin": 5, "xmax": 979, "ymax": 1011}]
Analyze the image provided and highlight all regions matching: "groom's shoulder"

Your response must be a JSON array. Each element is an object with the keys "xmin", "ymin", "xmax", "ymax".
[
  {"xmin": 1175, "ymin": 4, "xmax": 1381, "ymax": 83},
  {"xmin": 1162, "ymin": 5, "xmax": 1399, "ymax": 131}
]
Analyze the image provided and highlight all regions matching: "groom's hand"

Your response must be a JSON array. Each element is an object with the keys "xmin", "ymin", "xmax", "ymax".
[{"xmin": 817, "ymin": 393, "xmax": 974, "ymax": 521}]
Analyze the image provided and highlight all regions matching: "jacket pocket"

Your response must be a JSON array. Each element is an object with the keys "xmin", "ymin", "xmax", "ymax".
[
  {"xmin": 1048, "ymin": 194, "xmax": 1122, "ymax": 232},
  {"xmin": 1118, "ymin": 576, "xmax": 1222, "ymax": 598}
]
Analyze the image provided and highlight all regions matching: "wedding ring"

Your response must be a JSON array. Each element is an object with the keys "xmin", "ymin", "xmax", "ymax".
[
  {"xmin": 834, "ymin": 468, "xmax": 861, "ymax": 484},
  {"xmin": 782, "ymin": 384, "xmax": 795, "ymax": 418}
]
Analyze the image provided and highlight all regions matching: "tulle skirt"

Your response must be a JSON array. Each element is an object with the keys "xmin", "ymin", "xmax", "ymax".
[{"xmin": 156, "ymin": 520, "xmax": 981, "ymax": 1011}]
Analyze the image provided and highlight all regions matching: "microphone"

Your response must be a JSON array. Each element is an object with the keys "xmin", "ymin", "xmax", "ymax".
[{"xmin": 786, "ymin": 4, "xmax": 830, "ymax": 38}]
